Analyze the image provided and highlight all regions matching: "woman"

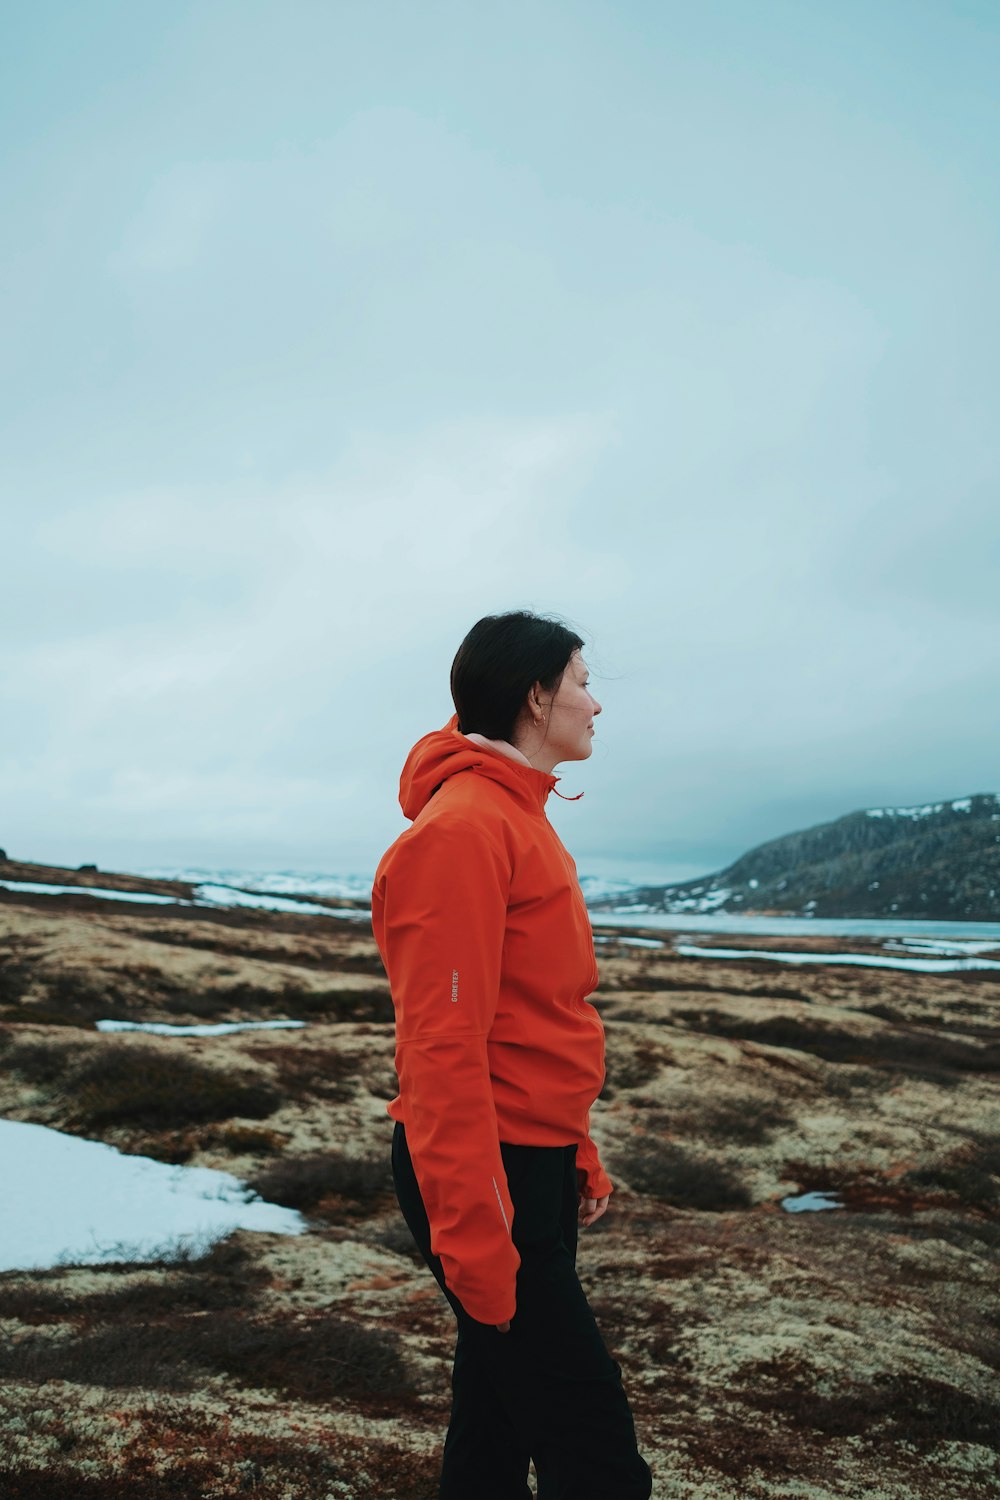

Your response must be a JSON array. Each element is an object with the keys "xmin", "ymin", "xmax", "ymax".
[{"xmin": 371, "ymin": 610, "xmax": 653, "ymax": 1500}]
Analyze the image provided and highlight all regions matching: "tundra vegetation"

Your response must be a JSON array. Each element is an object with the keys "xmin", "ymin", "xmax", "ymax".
[{"xmin": 0, "ymin": 862, "xmax": 998, "ymax": 1498}]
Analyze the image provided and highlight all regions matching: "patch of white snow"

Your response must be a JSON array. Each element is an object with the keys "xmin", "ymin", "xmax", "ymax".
[
  {"xmin": 0, "ymin": 1119, "xmax": 306, "ymax": 1272},
  {"xmin": 780, "ymin": 1191, "xmax": 844, "ymax": 1213},
  {"xmin": 191, "ymin": 884, "xmax": 368, "ymax": 920},
  {"xmin": 0, "ymin": 879, "xmax": 177, "ymax": 905},
  {"xmin": 95, "ymin": 1019, "xmax": 307, "ymax": 1037}
]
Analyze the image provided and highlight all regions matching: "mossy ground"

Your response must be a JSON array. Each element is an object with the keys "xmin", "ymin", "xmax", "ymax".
[{"xmin": 1, "ymin": 870, "xmax": 998, "ymax": 1497}]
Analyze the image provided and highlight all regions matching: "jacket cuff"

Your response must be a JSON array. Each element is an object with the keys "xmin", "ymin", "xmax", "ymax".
[
  {"xmin": 578, "ymin": 1162, "xmax": 614, "ymax": 1199},
  {"xmin": 455, "ymin": 1282, "xmax": 518, "ymax": 1325}
]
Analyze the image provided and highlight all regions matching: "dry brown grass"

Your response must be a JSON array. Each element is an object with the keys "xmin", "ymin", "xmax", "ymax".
[
  {"xmin": 3, "ymin": 878, "xmax": 1000, "ymax": 1498},
  {"xmin": 70, "ymin": 1043, "xmax": 281, "ymax": 1131},
  {"xmin": 610, "ymin": 1134, "xmax": 755, "ymax": 1209},
  {"xmin": 672, "ymin": 1006, "xmax": 1000, "ymax": 1078},
  {"xmin": 246, "ymin": 1149, "xmax": 393, "ymax": 1216}
]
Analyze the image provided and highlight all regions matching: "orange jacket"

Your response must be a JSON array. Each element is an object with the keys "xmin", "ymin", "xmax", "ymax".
[{"xmin": 371, "ymin": 713, "xmax": 613, "ymax": 1325}]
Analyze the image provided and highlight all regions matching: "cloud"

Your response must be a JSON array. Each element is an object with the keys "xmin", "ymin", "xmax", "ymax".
[
  {"xmin": 108, "ymin": 161, "xmax": 232, "ymax": 275},
  {"xmin": 2, "ymin": 412, "xmax": 621, "ymax": 860}
]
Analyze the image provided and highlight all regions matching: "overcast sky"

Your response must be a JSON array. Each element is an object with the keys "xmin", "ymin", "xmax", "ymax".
[{"xmin": 3, "ymin": 1, "xmax": 998, "ymax": 886}]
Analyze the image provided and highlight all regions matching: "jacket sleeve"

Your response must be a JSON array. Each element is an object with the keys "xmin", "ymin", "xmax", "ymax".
[
  {"xmin": 575, "ymin": 1110, "xmax": 614, "ymax": 1200},
  {"xmin": 378, "ymin": 816, "xmax": 520, "ymax": 1324}
]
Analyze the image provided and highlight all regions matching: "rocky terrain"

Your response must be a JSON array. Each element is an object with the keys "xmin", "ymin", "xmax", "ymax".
[
  {"xmin": 588, "ymin": 792, "xmax": 1000, "ymax": 921},
  {"xmin": 1, "ymin": 860, "xmax": 999, "ymax": 1498}
]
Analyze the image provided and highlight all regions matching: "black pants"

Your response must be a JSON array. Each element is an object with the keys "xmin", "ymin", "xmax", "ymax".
[{"xmin": 391, "ymin": 1120, "xmax": 653, "ymax": 1500}]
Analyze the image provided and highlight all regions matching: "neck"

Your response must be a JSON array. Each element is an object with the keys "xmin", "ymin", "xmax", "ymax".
[
  {"xmin": 509, "ymin": 731, "xmax": 562, "ymax": 776},
  {"xmin": 462, "ymin": 732, "xmax": 536, "ymax": 769}
]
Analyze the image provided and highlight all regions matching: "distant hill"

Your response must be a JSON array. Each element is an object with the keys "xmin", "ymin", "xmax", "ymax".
[{"xmin": 589, "ymin": 793, "xmax": 1000, "ymax": 921}]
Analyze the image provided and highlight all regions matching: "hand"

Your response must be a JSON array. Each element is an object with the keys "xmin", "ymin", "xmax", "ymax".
[
  {"xmin": 579, "ymin": 1192, "xmax": 610, "ymax": 1228},
  {"xmin": 495, "ymin": 1319, "xmax": 511, "ymax": 1333}
]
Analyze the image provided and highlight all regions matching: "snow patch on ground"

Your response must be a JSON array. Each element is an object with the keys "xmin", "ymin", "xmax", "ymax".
[
  {"xmin": 592, "ymin": 934, "xmax": 665, "ymax": 949},
  {"xmin": 191, "ymin": 883, "xmax": 357, "ymax": 918},
  {"xmin": 141, "ymin": 866, "xmax": 375, "ymax": 900},
  {"xmin": 0, "ymin": 879, "xmax": 177, "ymax": 905},
  {"xmin": 781, "ymin": 1191, "xmax": 844, "ymax": 1213},
  {"xmin": 0, "ymin": 876, "xmax": 370, "ymax": 922},
  {"xmin": 0, "ymin": 1120, "xmax": 306, "ymax": 1272},
  {"xmin": 95, "ymin": 1019, "xmax": 307, "ymax": 1037},
  {"xmin": 885, "ymin": 936, "xmax": 1000, "ymax": 958}
]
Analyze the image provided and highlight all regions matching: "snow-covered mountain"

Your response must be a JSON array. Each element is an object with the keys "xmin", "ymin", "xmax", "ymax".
[{"xmin": 586, "ymin": 793, "xmax": 1000, "ymax": 921}]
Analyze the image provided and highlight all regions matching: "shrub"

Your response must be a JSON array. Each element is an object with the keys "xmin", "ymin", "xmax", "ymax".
[
  {"xmin": 293, "ymin": 986, "xmax": 395, "ymax": 1023},
  {"xmin": 183, "ymin": 979, "xmax": 394, "ymax": 1022},
  {"xmin": 673, "ymin": 1009, "xmax": 1000, "ymax": 1078},
  {"xmin": 902, "ymin": 1138, "xmax": 1000, "ymax": 1213},
  {"xmin": 0, "ymin": 1426, "xmax": 438, "ymax": 1499},
  {"xmin": 194, "ymin": 980, "xmax": 290, "ymax": 1013},
  {"xmin": 0, "ymin": 959, "xmax": 33, "ymax": 1006},
  {"xmin": 0, "ymin": 1239, "xmax": 270, "ymax": 1325},
  {"xmin": 0, "ymin": 1308, "xmax": 414, "ymax": 1404},
  {"xmin": 364, "ymin": 1063, "xmax": 401, "ymax": 1101},
  {"xmin": 0, "ymin": 1321, "xmax": 193, "ymax": 1392},
  {"xmin": 604, "ymin": 1039, "xmax": 666, "ymax": 1092},
  {"xmin": 0, "ymin": 1007, "xmax": 85, "ymax": 1029},
  {"xmin": 741, "ymin": 1364, "xmax": 1000, "ymax": 1451},
  {"xmin": 186, "ymin": 1308, "xmax": 415, "ymax": 1402},
  {"xmin": 4, "ymin": 1038, "xmax": 73, "ymax": 1084},
  {"xmin": 613, "ymin": 1136, "xmax": 753, "ymax": 1211},
  {"xmin": 214, "ymin": 1124, "xmax": 287, "ymax": 1155},
  {"xmin": 1, "ymin": 967, "xmax": 137, "ymax": 1027},
  {"xmin": 43, "ymin": 969, "xmax": 129, "ymax": 1022},
  {"xmin": 374, "ymin": 1219, "xmax": 423, "ymax": 1262},
  {"xmin": 68, "ymin": 1043, "xmax": 280, "ymax": 1129},
  {"xmin": 694, "ymin": 1096, "xmax": 794, "ymax": 1145},
  {"xmin": 247, "ymin": 1149, "xmax": 392, "ymax": 1212},
  {"xmin": 822, "ymin": 1064, "xmax": 890, "ymax": 1098},
  {"xmin": 251, "ymin": 1043, "xmax": 358, "ymax": 1102},
  {"xmin": 0, "ymin": 1470, "xmax": 187, "ymax": 1499},
  {"xmin": 847, "ymin": 1213, "xmax": 1000, "ymax": 1256},
  {"xmin": 0, "ymin": 1282, "xmax": 75, "ymax": 1324}
]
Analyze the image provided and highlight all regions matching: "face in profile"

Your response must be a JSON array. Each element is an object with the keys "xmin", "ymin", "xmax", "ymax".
[{"xmin": 542, "ymin": 650, "xmax": 602, "ymax": 764}]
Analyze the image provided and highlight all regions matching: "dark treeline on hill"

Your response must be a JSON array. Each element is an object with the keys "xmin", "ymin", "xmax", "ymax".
[{"xmin": 590, "ymin": 793, "xmax": 1000, "ymax": 921}]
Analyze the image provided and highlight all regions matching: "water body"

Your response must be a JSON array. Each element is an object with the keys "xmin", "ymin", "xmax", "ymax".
[
  {"xmin": 9, "ymin": 869, "xmax": 999, "ymax": 950},
  {"xmin": 673, "ymin": 943, "xmax": 1000, "ymax": 974},
  {"xmin": 588, "ymin": 911, "xmax": 1000, "ymax": 941},
  {"xmin": 0, "ymin": 1120, "xmax": 305, "ymax": 1273},
  {"xmin": 139, "ymin": 867, "xmax": 1000, "ymax": 942}
]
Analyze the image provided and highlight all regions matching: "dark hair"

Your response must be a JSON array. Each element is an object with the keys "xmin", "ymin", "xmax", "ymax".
[{"xmin": 450, "ymin": 610, "xmax": 586, "ymax": 742}]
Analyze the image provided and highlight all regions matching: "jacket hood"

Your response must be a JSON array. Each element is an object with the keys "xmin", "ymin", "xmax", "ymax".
[{"xmin": 399, "ymin": 713, "xmax": 583, "ymax": 821}]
